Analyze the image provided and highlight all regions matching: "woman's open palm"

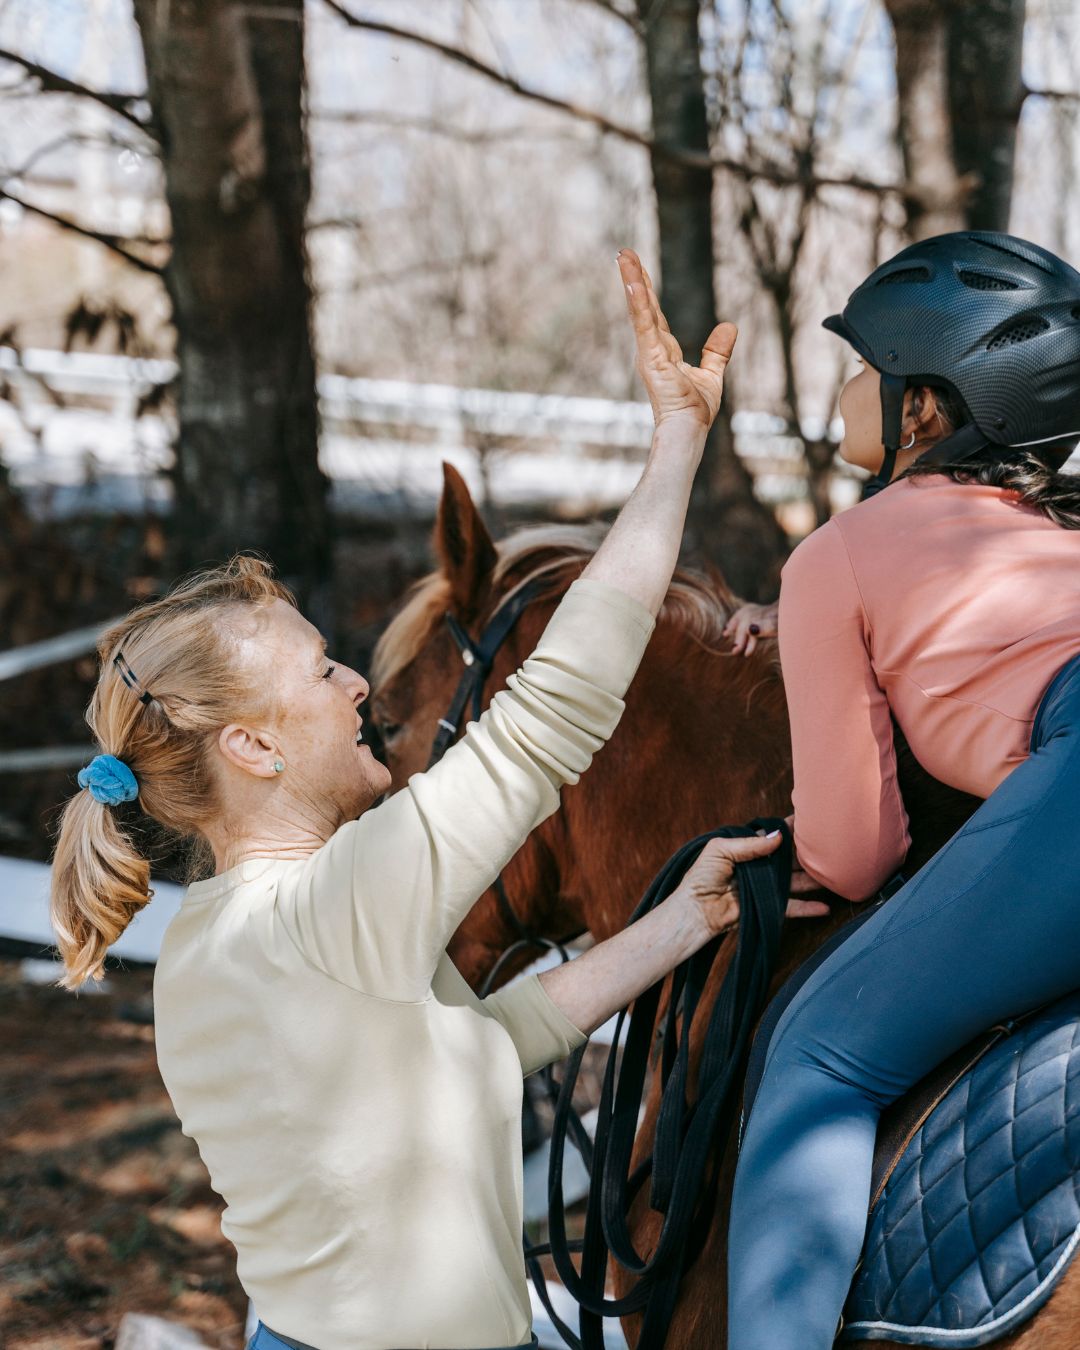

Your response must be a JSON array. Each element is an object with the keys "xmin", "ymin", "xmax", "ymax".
[{"xmin": 617, "ymin": 248, "xmax": 737, "ymax": 434}]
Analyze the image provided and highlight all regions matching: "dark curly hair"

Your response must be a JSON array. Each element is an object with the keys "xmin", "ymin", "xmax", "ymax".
[{"xmin": 899, "ymin": 384, "xmax": 1080, "ymax": 529}]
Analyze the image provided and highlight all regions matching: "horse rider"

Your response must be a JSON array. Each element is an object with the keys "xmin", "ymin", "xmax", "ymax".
[
  {"xmin": 48, "ymin": 249, "xmax": 826, "ymax": 1350},
  {"xmin": 722, "ymin": 231, "xmax": 1080, "ymax": 1349}
]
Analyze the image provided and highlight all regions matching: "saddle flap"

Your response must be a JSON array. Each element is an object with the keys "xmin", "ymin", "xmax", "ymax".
[{"xmin": 843, "ymin": 990, "xmax": 1080, "ymax": 1348}]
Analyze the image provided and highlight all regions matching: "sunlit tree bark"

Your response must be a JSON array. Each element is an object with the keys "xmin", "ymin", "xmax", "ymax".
[{"xmin": 132, "ymin": 0, "xmax": 332, "ymax": 626}]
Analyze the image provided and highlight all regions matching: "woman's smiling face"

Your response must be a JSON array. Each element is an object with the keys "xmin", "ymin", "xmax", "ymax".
[{"xmin": 217, "ymin": 598, "xmax": 392, "ymax": 829}]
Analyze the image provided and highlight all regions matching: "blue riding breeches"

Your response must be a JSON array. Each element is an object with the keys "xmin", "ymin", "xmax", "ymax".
[
  {"xmin": 245, "ymin": 1321, "xmax": 541, "ymax": 1350},
  {"xmin": 727, "ymin": 648, "xmax": 1080, "ymax": 1350}
]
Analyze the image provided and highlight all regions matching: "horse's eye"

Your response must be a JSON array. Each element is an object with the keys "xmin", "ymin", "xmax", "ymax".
[{"xmin": 379, "ymin": 720, "xmax": 403, "ymax": 742}]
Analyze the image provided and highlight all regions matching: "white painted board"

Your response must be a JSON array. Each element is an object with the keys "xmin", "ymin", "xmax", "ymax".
[{"xmin": 0, "ymin": 853, "xmax": 184, "ymax": 963}]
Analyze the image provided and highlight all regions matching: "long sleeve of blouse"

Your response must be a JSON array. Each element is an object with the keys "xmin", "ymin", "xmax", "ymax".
[
  {"xmin": 777, "ymin": 519, "xmax": 911, "ymax": 900},
  {"xmin": 277, "ymin": 576, "xmax": 657, "ymax": 1001}
]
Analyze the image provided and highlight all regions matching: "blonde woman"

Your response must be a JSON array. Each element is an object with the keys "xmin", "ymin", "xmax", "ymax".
[{"xmin": 50, "ymin": 251, "xmax": 823, "ymax": 1350}]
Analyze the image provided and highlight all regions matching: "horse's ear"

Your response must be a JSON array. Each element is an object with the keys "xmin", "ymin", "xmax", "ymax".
[{"xmin": 434, "ymin": 462, "xmax": 498, "ymax": 621}]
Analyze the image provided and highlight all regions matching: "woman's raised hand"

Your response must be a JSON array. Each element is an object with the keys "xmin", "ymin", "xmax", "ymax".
[{"xmin": 617, "ymin": 247, "xmax": 737, "ymax": 435}]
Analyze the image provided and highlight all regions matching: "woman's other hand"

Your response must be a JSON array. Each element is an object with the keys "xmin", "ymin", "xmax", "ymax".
[
  {"xmin": 722, "ymin": 601, "xmax": 779, "ymax": 657},
  {"xmin": 536, "ymin": 823, "xmax": 828, "ymax": 1037},
  {"xmin": 674, "ymin": 832, "xmax": 830, "ymax": 940},
  {"xmin": 617, "ymin": 247, "xmax": 737, "ymax": 437}
]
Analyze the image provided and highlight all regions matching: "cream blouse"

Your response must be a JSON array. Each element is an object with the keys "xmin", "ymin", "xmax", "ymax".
[{"xmin": 152, "ymin": 577, "xmax": 656, "ymax": 1349}]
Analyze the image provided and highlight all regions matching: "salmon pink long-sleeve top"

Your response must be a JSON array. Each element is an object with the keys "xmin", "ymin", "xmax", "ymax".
[{"xmin": 777, "ymin": 475, "xmax": 1080, "ymax": 902}]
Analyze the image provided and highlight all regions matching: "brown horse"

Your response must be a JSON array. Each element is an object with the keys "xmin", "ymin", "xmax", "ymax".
[{"xmin": 367, "ymin": 464, "xmax": 1080, "ymax": 1350}]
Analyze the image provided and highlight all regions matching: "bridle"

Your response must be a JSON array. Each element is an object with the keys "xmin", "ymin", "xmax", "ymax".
[{"xmin": 424, "ymin": 571, "xmax": 584, "ymax": 997}]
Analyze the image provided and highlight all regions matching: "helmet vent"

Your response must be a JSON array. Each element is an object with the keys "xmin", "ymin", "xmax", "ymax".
[
  {"xmin": 986, "ymin": 317, "xmax": 1050, "ymax": 350},
  {"xmin": 958, "ymin": 270, "xmax": 1020, "ymax": 291},
  {"xmin": 875, "ymin": 267, "xmax": 931, "ymax": 286}
]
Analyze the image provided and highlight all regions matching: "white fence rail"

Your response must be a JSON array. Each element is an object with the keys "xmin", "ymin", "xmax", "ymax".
[
  {"xmin": 0, "ymin": 345, "xmax": 859, "ymax": 514},
  {"xmin": 0, "ymin": 615, "xmax": 126, "ymax": 681}
]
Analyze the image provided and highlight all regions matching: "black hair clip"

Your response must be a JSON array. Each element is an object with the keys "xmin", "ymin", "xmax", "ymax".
[{"xmin": 112, "ymin": 651, "xmax": 154, "ymax": 705}]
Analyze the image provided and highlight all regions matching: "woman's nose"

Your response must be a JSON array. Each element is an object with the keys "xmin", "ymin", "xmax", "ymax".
[{"xmin": 349, "ymin": 668, "xmax": 370, "ymax": 701}]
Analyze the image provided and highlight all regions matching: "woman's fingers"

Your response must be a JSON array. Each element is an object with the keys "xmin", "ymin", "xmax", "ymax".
[
  {"xmin": 790, "ymin": 867, "xmax": 826, "ymax": 895},
  {"xmin": 786, "ymin": 898, "xmax": 832, "ymax": 919},
  {"xmin": 723, "ymin": 602, "xmax": 779, "ymax": 656},
  {"xmin": 617, "ymin": 246, "xmax": 738, "ymax": 432},
  {"xmin": 700, "ymin": 321, "xmax": 738, "ymax": 376},
  {"xmin": 708, "ymin": 830, "xmax": 784, "ymax": 864},
  {"xmin": 640, "ymin": 262, "xmax": 674, "ymax": 338},
  {"xmin": 681, "ymin": 834, "xmax": 829, "ymax": 934},
  {"xmin": 680, "ymin": 831, "xmax": 781, "ymax": 896},
  {"xmin": 723, "ymin": 610, "xmax": 753, "ymax": 654},
  {"xmin": 619, "ymin": 252, "xmax": 667, "ymax": 358}
]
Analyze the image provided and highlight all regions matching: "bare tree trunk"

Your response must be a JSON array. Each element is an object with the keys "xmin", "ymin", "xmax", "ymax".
[
  {"xmin": 884, "ymin": 0, "xmax": 969, "ymax": 238},
  {"xmin": 947, "ymin": 0, "xmax": 1026, "ymax": 232},
  {"xmin": 885, "ymin": 0, "xmax": 1025, "ymax": 239},
  {"xmin": 637, "ymin": 0, "xmax": 789, "ymax": 601},
  {"xmin": 132, "ymin": 0, "xmax": 332, "ymax": 628}
]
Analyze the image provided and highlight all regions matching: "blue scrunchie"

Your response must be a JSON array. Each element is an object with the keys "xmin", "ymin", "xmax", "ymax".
[{"xmin": 77, "ymin": 753, "xmax": 139, "ymax": 806}]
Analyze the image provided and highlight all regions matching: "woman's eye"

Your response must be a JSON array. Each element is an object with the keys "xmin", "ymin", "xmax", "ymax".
[{"xmin": 323, "ymin": 665, "xmax": 336, "ymax": 679}]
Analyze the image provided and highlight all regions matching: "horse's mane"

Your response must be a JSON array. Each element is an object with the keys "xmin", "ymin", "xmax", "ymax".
[{"xmin": 372, "ymin": 521, "xmax": 741, "ymax": 688}]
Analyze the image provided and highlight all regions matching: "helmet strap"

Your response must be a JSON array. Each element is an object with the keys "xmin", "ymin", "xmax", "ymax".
[{"xmin": 860, "ymin": 372, "xmax": 907, "ymax": 501}]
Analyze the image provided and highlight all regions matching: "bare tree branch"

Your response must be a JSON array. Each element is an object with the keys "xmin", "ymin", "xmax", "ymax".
[
  {"xmin": 574, "ymin": 0, "xmax": 641, "ymax": 32},
  {"xmin": 1024, "ymin": 85, "xmax": 1080, "ymax": 103},
  {"xmin": 326, "ymin": 251, "xmax": 497, "ymax": 293},
  {"xmin": 0, "ymin": 47, "xmax": 153, "ymax": 137},
  {"xmin": 320, "ymin": 1, "xmax": 903, "ymax": 199},
  {"xmin": 310, "ymin": 107, "xmax": 597, "ymax": 145},
  {"xmin": 7, "ymin": 130, "xmax": 154, "ymax": 182},
  {"xmin": 0, "ymin": 188, "xmax": 165, "ymax": 274},
  {"xmin": 321, "ymin": 2, "xmax": 657, "ymax": 150}
]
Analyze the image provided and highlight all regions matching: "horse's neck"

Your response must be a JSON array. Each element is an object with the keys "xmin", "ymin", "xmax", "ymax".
[{"xmin": 547, "ymin": 626, "xmax": 794, "ymax": 943}]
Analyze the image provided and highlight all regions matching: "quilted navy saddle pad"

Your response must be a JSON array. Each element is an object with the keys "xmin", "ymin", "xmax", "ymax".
[{"xmin": 841, "ymin": 989, "xmax": 1080, "ymax": 1346}]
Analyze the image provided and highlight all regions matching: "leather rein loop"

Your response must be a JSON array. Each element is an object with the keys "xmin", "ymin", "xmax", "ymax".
[{"xmin": 536, "ymin": 820, "xmax": 794, "ymax": 1350}]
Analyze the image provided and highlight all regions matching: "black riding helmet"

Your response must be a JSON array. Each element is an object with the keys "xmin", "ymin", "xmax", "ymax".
[{"xmin": 823, "ymin": 231, "xmax": 1080, "ymax": 499}]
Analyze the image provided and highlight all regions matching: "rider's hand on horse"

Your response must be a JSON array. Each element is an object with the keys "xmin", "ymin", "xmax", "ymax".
[
  {"xmin": 617, "ymin": 248, "xmax": 737, "ymax": 436},
  {"xmin": 723, "ymin": 601, "xmax": 779, "ymax": 657},
  {"xmin": 674, "ymin": 833, "xmax": 830, "ymax": 940}
]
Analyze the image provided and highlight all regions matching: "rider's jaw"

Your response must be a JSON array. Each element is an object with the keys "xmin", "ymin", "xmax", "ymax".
[{"xmin": 836, "ymin": 360, "xmax": 889, "ymax": 475}]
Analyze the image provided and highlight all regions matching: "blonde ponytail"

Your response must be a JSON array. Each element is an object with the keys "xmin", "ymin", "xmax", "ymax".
[
  {"xmin": 50, "ymin": 790, "xmax": 152, "ymax": 991},
  {"xmin": 49, "ymin": 553, "xmax": 296, "ymax": 992}
]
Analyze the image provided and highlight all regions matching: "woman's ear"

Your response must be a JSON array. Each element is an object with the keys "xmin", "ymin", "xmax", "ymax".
[
  {"xmin": 904, "ymin": 386, "xmax": 943, "ymax": 442},
  {"xmin": 217, "ymin": 722, "xmax": 279, "ymax": 778}
]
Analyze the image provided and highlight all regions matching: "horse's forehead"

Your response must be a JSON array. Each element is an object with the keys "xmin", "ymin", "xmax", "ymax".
[{"xmin": 371, "ymin": 580, "xmax": 451, "ymax": 689}]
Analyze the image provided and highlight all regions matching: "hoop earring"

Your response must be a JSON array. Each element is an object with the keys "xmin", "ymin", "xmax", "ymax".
[{"xmin": 900, "ymin": 431, "xmax": 916, "ymax": 451}]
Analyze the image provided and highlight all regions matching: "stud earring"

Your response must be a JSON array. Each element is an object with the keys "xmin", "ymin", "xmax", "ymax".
[{"xmin": 273, "ymin": 759, "xmax": 285, "ymax": 773}]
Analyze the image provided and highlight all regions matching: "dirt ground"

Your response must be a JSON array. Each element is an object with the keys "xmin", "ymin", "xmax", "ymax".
[{"xmin": 0, "ymin": 950, "xmax": 249, "ymax": 1350}]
